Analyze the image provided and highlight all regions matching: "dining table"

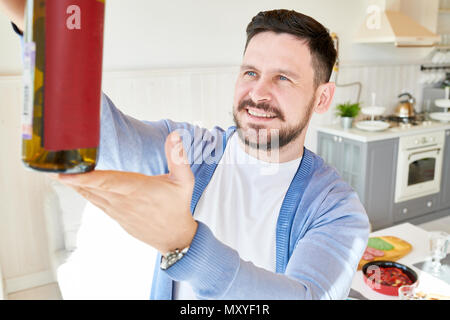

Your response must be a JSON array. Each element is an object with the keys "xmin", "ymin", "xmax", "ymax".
[{"xmin": 349, "ymin": 222, "xmax": 450, "ymax": 300}]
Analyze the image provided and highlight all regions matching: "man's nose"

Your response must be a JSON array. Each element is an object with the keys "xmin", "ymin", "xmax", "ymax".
[{"xmin": 249, "ymin": 79, "xmax": 272, "ymax": 103}]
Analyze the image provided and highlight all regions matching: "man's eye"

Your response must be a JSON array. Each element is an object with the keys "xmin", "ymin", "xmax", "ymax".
[
  {"xmin": 279, "ymin": 75, "xmax": 289, "ymax": 81},
  {"xmin": 245, "ymin": 71, "xmax": 257, "ymax": 77}
]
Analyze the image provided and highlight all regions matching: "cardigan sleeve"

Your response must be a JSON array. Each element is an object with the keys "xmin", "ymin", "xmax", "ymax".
[{"xmin": 97, "ymin": 93, "xmax": 227, "ymax": 176}]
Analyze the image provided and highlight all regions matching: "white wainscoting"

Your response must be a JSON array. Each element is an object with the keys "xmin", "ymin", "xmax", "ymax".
[
  {"xmin": 0, "ymin": 61, "xmax": 424, "ymax": 295},
  {"xmin": 101, "ymin": 67, "xmax": 239, "ymax": 130},
  {"xmin": 0, "ymin": 76, "xmax": 55, "ymax": 294},
  {"xmin": 0, "ymin": 263, "xmax": 5, "ymax": 299}
]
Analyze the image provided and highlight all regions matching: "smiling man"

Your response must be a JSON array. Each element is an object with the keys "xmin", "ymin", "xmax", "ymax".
[
  {"xmin": 3, "ymin": 3, "xmax": 369, "ymax": 299},
  {"xmin": 233, "ymin": 22, "xmax": 333, "ymax": 161}
]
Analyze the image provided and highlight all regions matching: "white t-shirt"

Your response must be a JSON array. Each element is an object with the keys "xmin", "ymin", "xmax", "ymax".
[{"xmin": 173, "ymin": 132, "xmax": 302, "ymax": 299}]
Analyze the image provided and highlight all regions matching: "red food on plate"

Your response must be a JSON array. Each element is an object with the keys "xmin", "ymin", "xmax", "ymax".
[
  {"xmin": 362, "ymin": 261, "xmax": 418, "ymax": 296},
  {"xmin": 366, "ymin": 266, "xmax": 413, "ymax": 287}
]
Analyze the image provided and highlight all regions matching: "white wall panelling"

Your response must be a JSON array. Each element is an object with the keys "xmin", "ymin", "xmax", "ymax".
[
  {"xmin": 101, "ymin": 67, "xmax": 238, "ymax": 130},
  {"xmin": 0, "ymin": 263, "xmax": 5, "ymax": 299},
  {"xmin": 5, "ymin": 270, "xmax": 55, "ymax": 294},
  {"xmin": 0, "ymin": 76, "xmax": 55, "ymax": 294}
]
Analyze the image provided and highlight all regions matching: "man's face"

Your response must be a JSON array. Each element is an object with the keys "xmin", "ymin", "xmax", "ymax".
[{"xmin": 233, "ymin": 31, "xmax": 317, "ymax": 151}]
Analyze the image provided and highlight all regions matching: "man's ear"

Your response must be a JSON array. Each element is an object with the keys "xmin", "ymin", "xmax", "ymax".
[{"xmin": 313, "ymin": 82, "xmax": 335, "ymax": 114}]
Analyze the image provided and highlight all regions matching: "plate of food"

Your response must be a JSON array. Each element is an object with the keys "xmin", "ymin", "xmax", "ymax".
[{"xmin": 362, "ymin": 260, "xmax": 418, "ymax": 296}]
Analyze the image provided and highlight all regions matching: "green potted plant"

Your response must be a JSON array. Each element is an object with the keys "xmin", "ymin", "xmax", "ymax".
[{"xmin": 336, "ymin": 101, "xmax": 361, "ymax": 129}]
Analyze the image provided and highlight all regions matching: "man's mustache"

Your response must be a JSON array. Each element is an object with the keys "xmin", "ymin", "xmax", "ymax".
[{"xmin": 237, "ymin": 99, "xmax": 285, "ymax": 121}]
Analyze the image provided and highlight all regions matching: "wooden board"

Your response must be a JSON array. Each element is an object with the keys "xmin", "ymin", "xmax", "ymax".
[{"xmin": 358, "ymin": 236, "xmax": 412, "ymax": 270}]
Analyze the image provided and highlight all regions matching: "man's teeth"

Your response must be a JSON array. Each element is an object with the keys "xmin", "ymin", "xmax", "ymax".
[{"xmin": 247, "ymin": 109, "xmax": 275, "ymax": 118}]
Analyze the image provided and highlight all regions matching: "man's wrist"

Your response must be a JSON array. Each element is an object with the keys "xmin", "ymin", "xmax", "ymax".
[
  {"xmin": 159, "ymin": 220, "xmax": 198, "ymax": 270},
  {"xmin": 159, "ymin": 219, "xmax": 198, "ymax": 255},
  {"xmin": 161, "ymin": 221, "xmax": 241, "ymax": 299}
]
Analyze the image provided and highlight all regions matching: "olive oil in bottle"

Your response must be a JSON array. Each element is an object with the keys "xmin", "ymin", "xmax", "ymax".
[{"xmin": 22, "ymin": 0, "xmax": 105, "ymax": 173}]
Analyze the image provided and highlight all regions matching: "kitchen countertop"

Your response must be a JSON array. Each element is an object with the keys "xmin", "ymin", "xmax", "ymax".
[
  {"xmin": 350, "ymin": 223, "xmax": 450, "ymax": 300},
  {"xmin": 313, "ymin": 120, "xmax": 450, "ymax": 143}
]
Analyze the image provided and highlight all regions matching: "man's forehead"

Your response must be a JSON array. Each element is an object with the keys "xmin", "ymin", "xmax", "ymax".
[{"xmin": 243, "ymin": 31, "xmax": 313, "ymax": 77}]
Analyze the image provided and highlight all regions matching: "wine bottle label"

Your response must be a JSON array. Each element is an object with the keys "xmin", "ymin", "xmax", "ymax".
[
  {"xmin": 43, "ymin": 0, "xmax": 104, "ymax": 151},
  {"xmin": 22, "ymin": 41, "xmax": 36, "ymax": 140}
]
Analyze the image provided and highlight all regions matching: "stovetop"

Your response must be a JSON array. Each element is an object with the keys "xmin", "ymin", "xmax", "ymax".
[{"xmin": 361, "ymin": 113, "xmax": 436, "ymax": 130}]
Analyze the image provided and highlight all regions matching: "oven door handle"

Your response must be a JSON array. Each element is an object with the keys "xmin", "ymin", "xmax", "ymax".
[{"xmin": 408, "ymin": 147, "xmax": 441, "ymax": 160}]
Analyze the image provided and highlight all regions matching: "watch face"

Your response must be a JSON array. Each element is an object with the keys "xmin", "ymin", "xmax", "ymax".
[{"xmin": 160, "ymin": 247, "xmax": 190, "ymax": 270}]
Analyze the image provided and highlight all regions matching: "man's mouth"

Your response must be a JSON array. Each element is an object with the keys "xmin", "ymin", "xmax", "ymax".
[{"xmin": 245, "ymin": 107, "xmax": 277, "ymax": 120}]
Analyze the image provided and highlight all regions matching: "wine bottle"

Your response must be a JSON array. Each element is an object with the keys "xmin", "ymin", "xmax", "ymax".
[{"xmin": 21, "ymin": 0, "xmax": 105, "ymax": 173}]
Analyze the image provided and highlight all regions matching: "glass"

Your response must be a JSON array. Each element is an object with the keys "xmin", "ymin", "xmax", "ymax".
[
  {"xmin": 429, "ymin": 231, "xmax": 449, "ymax": 275},
  {"xmin": 398, "ymin": 284, "xmax": 421, "ymax": 300}
]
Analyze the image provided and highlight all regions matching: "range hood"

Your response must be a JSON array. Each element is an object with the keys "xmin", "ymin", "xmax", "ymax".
[{"xmin": 355, "ymin": 0, "xmax": 441, "ymax": 47}]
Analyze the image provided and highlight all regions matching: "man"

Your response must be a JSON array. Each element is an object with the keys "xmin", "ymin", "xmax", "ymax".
[{"xmin": 2, "ymin": 1, "xmax": 369, "ymax": 299}]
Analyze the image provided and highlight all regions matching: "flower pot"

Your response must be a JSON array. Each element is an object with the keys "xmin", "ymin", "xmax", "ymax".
[{"xmin": 340, "ymin": 117, "xmax": 354, "ymax": 129}]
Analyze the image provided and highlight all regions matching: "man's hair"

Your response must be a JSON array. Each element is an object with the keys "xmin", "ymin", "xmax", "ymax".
[{"xmin": 245, "ymin": 9, "xmax": 337, "ymax": 88}]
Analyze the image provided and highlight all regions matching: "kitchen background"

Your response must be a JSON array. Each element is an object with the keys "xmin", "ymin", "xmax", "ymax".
[{"xmin": 0, "ymin": 0, "xmax": 449, "ymax": 299}]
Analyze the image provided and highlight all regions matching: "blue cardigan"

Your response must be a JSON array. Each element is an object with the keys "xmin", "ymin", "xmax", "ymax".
[{"xmin": 97, "ymin": 94, "xmax": 370, "ymax": 300}]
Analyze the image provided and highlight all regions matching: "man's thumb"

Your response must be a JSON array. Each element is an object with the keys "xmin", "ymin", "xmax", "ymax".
[{"xmin": 165, "ymin": 131, "xmax": 193, "ymax": 183}]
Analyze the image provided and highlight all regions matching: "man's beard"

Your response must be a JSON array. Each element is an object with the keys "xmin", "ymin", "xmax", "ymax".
[{"xmin": 232, "ymin": 97, "xmax": 314, "ymax": 151}]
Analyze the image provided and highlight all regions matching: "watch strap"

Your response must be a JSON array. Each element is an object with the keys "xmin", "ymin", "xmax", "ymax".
[{"xmin": 160, "ymin": 246, "xmax": 190, "ymax": 270}]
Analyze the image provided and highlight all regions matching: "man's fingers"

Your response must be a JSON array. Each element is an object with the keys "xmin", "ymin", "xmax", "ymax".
[
  {"xmin": 57, "ymin": 170, "xmax": 144, "ymax": 194},
  {"xmin": 71, "ymin": 185, "xmax": 111, "ymax": 210},
  {"xmin": 58, "ymin": 170, "xmax": 115, "ymax": 188},
  {"xmin": 70, "ymin": 185, "xmax": 133, "ymax": 228}
]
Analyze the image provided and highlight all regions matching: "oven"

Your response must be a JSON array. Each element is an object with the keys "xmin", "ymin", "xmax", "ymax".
[{"xmin": 394, "ymin": 130, "xmax": 445, "ymax": 203}]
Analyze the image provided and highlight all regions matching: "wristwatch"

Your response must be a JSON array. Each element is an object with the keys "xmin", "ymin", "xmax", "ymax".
[{"xmin": 160, "ymin": 246, "xmax": 190, "ymax": 270}]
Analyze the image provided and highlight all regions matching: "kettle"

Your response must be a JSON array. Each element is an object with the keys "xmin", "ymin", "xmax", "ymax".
[{"xmin": 395, "ymin": 92, "xmax": 416, "ymax": 118}]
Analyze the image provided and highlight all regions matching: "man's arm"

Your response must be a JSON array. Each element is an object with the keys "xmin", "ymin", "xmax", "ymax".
[
  {"xmin": 97, "ymin": 93, "xmax": 223, "ymax": 176},
  {"xmin": 0, "ymin": 0, "xmax": 25, "ymax": 31}
]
